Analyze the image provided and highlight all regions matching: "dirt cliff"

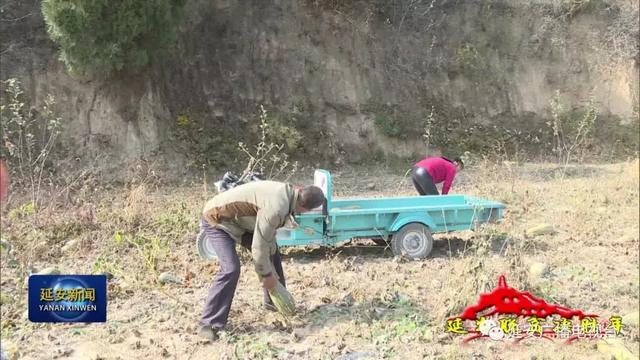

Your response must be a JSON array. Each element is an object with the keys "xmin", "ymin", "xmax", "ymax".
[{"xmin": 1, "ymin": 0, "xmax": 638, "ymax": 171}]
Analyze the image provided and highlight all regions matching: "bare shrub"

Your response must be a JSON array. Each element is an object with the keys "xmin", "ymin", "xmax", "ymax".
[
  {"xmin": 1, "ymin": 79, "xmax": 61, "ymax": 222},
  {"xmin": 548, "ymin": 90, "xmax": 599, "ymax": 166},
  {"xmin": 238, "ymin": 105, "xmax": 299, "ymax": 181}
]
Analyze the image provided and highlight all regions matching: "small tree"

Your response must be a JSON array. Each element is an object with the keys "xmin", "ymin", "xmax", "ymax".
[
  {"xmin": 1, "ymin": 79, "xmax": 61, "ymax": 213},
  {"xmin": 238, "ymin": 105, "xmax": 299, "ymax": 181},
  {"xmin": 423, "ymin": 106, "xmax": 436, "ymax": 150},
  {"xmin": 42, "ymin": 0, "xmax": 186, "ymax": 76},
  {"xmin": 548, "ymin": 90, "xmax": 599, "ymax": 165}
]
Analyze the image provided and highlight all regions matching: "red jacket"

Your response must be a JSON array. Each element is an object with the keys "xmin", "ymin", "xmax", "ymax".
[
  {"xmin": 415, "ymin": 157, "xmax": 457, "ymax": 194},
  {"xmin": 0, "ymin": 160, "xmax": 8, "ymax": 201}
]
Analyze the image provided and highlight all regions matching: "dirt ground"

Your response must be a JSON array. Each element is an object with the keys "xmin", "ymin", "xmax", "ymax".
[{"xmin": 1, "ymin": 160, "xmax": 639, "ymax": 359}]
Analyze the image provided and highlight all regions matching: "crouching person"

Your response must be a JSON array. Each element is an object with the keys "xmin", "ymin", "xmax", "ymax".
[{"xmin": 198, "ymin": 180, "xmax": 325, "ymax": 340}]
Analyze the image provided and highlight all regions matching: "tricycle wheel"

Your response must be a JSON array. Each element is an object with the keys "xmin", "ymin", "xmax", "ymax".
[
  {"xmin": 196, "ymin": 229, "xmax": 218, "ymax": 260},
  {"xmin": 391, "ymin": 223, "xmax": 433, "ymax": 259}
]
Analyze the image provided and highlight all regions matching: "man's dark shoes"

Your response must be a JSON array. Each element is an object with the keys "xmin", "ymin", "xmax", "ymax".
[{"xmin": 197, "ymin": 325, "xmax": 221, "ymax": 342}]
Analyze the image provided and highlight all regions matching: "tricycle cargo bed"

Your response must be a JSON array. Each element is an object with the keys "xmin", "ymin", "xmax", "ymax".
[
  {"xmin": 276, "ymin": 169, "xmax": 505, "ymax": 258},
  {"xmin": 331, "ymin": 195, "xmax": 502, "ymax": 215}
]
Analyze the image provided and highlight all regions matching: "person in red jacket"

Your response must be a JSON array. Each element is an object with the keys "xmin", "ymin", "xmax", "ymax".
[{"xmin": 411, "ymin": 156, "xmax": 463, "ymax": 195}]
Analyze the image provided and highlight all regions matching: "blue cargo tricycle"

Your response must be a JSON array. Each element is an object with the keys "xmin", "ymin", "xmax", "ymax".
[{"xmin": 274, "ymin": 169, "xmax": 505, "ymax": 259}]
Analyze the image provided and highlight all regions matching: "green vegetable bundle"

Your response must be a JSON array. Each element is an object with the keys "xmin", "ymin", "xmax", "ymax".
[{"xmin": 268, "ymin": 282, "xmax": 296, "ymax": 316}]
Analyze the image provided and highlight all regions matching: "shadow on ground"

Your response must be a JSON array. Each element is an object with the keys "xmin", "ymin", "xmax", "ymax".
[
  {"xmin": 282, "ymin": 233, "xmax": 549, "ymax": 263},
  {"xmin": 281, "ymin": 240, "xmax": 394, "ymax": 262}
]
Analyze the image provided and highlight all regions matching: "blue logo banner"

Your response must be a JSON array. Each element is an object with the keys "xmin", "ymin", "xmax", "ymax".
[{"xmin": 28, "ymin": 275, "xmax": 107, "ymax": 323}]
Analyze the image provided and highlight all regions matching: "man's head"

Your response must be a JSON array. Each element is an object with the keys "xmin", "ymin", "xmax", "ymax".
[
  {"xmin": 453, "ymin": 157, "xmax": 464, "ymax": 171},
  {"xmin": 296, "ymin": 185, "xmax": 326, "ymax": 213}
]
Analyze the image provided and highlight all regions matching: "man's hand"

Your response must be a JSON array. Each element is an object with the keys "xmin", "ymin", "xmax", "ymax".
[{"xmin": 261, "ymin": 274, "xmax": 278, "ymax": 290}]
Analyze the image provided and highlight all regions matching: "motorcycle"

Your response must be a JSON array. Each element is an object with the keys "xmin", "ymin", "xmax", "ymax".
[{"xmin": 213, "ymin": 170, "xmax": 265, "ymax": 193}]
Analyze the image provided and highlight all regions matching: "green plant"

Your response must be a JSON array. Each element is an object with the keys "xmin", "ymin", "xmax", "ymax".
[
  {"xmin": 92, "ymin": 255, "xmax": 122, "ymax": 276},
  {"xmin": 371, "ymin": 314, "xmax": 432, "ymax": 345},
  {"xmin": 8, "ymin": 202, "xmax": 35, "ymax": 219},
  {"xmin": 114, "ymin": 231, "xmax": 169, "ymax": 274},
  {"xmin": 1, "ymin": 79, "xmax": 61, "ymax": 216},
  {"xmin": 375, "ymin": 115, "xmax": 402, "ymax": 138},
  {"xmin": 362, "ymin": 101, "xmax": 418, "ymax": 140},
  {"xmin": 233, "ymin": 336, "xmax": 281, "ymax": 360},
  {"xmin": 137, "ymin": 235, "xmax": 169, "ymax": 273},
  {"xmin": 266, "ymin": 115, "xmax": 303, "ymax": 150},
  {"xmin": 548, "ymin": 90, "xmax": 599, "ymax": 165},
  {"xmin": 42, "ymin": 0, "xmax": 186, "ymax": 76},
  {"xmin": 238, "ymin": 105, "xmax": 299, "ymax": 181},
  {"xmin": 456, "ymin": 43, "xmax": 484, "ymax": 76},
  {"xmin": 391, "ymin": 316, "xmax": 432, "ymax": 339},
  {"xmin": 171, "ymin": 112, "xmax": 240, "ymax": 170},
  {"xmin": 155, "ymin": 202, "xmax": 193, "ymax": 238},
  {"xmin": 176, "ymin": 114, "xmax": 189, "ymax": 127}
]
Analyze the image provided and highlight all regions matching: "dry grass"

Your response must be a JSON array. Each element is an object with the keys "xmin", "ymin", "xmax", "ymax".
[{"xmin": 0, "ymin": 161, "xmax": 638, "ymax": 360}]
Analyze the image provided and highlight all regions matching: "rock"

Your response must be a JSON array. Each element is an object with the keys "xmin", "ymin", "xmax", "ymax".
[
  {"xmin": 294, "ymin": 346, "xmax": 311, "ymax": 355},
  {"xmin": 336, "ymin": 352, "xmax": 378, "ymax": 360},
  {"xmin": 338, "ymin": 292, "xmax": 354, "ymax": 307},
  {"xmin": 108, "ymin": 336, "xmax": 124, "ymax": 344},
  {"xmin": 529, "ymin": 262, "xmax": 550, "ymax": 278},
  {"xmin": 622, "ymin": 311, "xmax": 639, "ymax": 327},
  {"xmin": 53, "ymin": 347, "xmax": 74, "ymax": 359},
  {"xmin": 371, "ymin": 307, "xmax": 386, "ymax": 319},
  {"xmin": 525, "ymin": 224, "xmax": 556, "ymax": 237},
  {"xmin": 158, "ymin": 272, "xmax": 182, "ymax": 285},
  {"xmin": 24, "ymin": 267, "xmax": 62, "ymax": 288},
  {"xmin": 596, "ymin": 339, "xmax": 636, "ymax": 360},
  {"xmin": 365, "ymin": 183, "xmax": 376, "ymax": 190},
  {"xmin": 37, "ymin": 267, "xmax": 61, "ymax": 275},
  {"xmin": 61, "ymin": 239, "xmax": 79, "ymax": 253},
  {"xmin": 329, "ymin": 342, "xmax": 346, "ymax": 354}
]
